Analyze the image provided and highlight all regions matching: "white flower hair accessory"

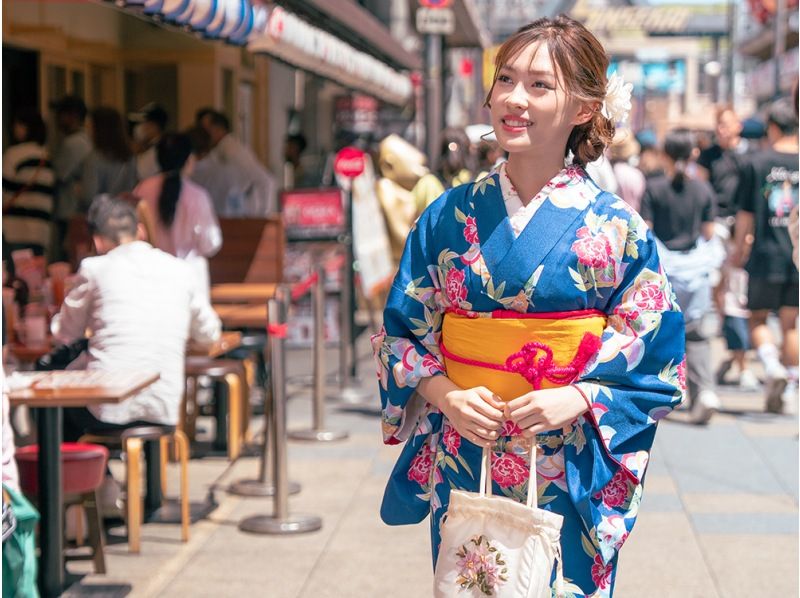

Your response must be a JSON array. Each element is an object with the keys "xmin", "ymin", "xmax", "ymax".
[{"xmin": 601, "ymin": 73, "xmax": 633, "ymax": 125}]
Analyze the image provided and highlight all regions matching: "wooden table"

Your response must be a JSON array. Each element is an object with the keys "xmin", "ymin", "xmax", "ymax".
[
  {"xmin": 213, "ymin": 304, "xmax": 269, "ymax": 329},
  {"xmin": 210, "ymin": 283, "xmax": 278, "ymax": 304},
  {"xmin": 8, "ymin": 371, "xmax": 159, "ymax": 597}
]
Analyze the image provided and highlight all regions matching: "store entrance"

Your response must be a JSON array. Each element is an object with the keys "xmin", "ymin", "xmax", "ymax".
[{"xmin": 3, "ymin": 46, "xmax": 40, "ymax": 150}]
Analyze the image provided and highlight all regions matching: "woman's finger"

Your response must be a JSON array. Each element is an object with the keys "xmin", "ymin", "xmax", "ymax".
[
  {"xmin": 522, "ymin": 422, "xmax": 548, "ymax": 438},
  {"xmin": 470, "ymin": 398, "xmax": 505, "ymax": 424}
]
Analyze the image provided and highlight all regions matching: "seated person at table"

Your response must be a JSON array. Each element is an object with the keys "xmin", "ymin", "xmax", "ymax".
[{"xmin": 51, "ymin": 194, "xmax": 221, "ymax": 443}]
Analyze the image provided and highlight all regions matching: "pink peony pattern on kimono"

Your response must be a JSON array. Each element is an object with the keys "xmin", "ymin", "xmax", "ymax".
[
  {"xmin": 407, "ymin": 445, "xmax": 434, "ymax": 486},
  {"xmin": 591, "ymin": 554, "xmax": 614, "ymax": 589},
  {"xmin": 599, "ymin": 470, "xmax": 629, "ymax": 508},
  {"xmin": 571, "ymin": 227, "xmax": 613, "ymax": 269},
  {"xmin": 491, "ymin": 452, "xmax": 528, "ymax": 488},
  {"xmin": 422, "ymin": 353, "xmax": 445, "ymax": 374},
  {"xmin": 676, "ymin": 358, "xmax": 687, "ymax": 391},
  {"xmin": 443, "ymin": 423, "xmax": 461, "ymax": 456},
  {"xmin": 499, "ymin": 420, "xmax": 523, "ymax": 437},
  {"xmin": 445, "ymin": 267, "xmax": 468, "ymax": 304},
  {"xmin": 463, "ymin": 216, "xmax": 479, "ymax": 244},
  {"xmin": 633, "ymin": 282, "xmax": 666, "ymax": 311}
]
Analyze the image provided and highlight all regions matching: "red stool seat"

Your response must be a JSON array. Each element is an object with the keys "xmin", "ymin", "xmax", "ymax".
[{"xmin": 16, "ymin": 442, "xmax": 109, "ymax": 496}]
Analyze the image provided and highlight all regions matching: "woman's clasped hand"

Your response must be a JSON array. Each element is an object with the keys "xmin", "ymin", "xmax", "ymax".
[{"xmin": 440, "ymin": 384, "xmax": 590, "ymax": 446}]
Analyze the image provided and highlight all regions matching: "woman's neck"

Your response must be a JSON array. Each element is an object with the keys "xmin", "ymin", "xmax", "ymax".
[{"xmin": 505, "ymin": 152, "xmax": 566, "ymax": 206}]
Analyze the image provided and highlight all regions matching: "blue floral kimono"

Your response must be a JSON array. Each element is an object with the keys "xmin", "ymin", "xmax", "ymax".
[{"xmin": 372, "ymin": 164, "xmax": 686, "ymax": 597}]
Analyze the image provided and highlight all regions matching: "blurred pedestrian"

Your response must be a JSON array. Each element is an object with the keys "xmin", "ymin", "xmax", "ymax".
[
  {"xmin": 697, "ymin": 106, "xmax": 745, "ymax": 220},
  {"xmin": 50, "ymin": 95, "xmax": 92, "ymax": 260},
  {"xmin": 130, "ymin": 102, "xmax": 168, "ymax": 180},
  {"xmin": 608, "ymin": 128, "xmax": 645, "ymax": 212},
  {"xmin": 636, "ymin": 130, "xmax": 663, "ymax": 179},
  {"xmin": 197, "ymin": 109, "xmax": 277, "ymax": 215},
  {"xmin": 733, "ymin": 98, "xmax": 799, "ymax": 413},
  {"xmin": 186, "ymin": 125, "xmax": 243, "ymax": 216},
  {"xmin": 641, "ymin": 130, "xmax": 722, "ymax": 424},
  {"xmin": 374, "ymin": 16, "xmax": 684, "ymax": 597},
  {"xmin": 439, "ymin": 128, "xmax": 473, "ymax": 188},
  {"xmin": 133, "ymin": 132, "xmax": 222, "ymax": 297},
  {"xmin": 2, "ymin": 108, "xmax": 56, "ymax": 258},
  {"xmin": 284, "ymin": 132, "xmax": 313, "ymax": 189},
  {"xmin": 81, "ymin": 107, "xmax": 138, "ymax": 209}
]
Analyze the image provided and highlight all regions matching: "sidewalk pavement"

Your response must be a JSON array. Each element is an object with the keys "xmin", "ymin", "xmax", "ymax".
[{"xmin": 64, "ymin": 339, "xmax": 798, "ymax": 598}]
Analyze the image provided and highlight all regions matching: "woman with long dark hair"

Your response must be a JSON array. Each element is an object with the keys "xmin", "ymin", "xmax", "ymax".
[
  {"xmin": 133, "ymin": 132, "xmax": 221, "ymax": 296},
  {"xmin": 81, "ymin": 107, "xmax": 138, "ymax": 207},
  {"xmin": 641, "ymin": 129, "xmax": 721, "ymax": 425}
]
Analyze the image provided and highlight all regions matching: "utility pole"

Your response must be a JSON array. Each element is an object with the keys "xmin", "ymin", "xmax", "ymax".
[
  {"xmin": 425, "ymin": 33, "xmax": 443, "ymax": 173},
  {"xmin": 774, "ymin": 0, "xmax": 787, "ymax": 98}
]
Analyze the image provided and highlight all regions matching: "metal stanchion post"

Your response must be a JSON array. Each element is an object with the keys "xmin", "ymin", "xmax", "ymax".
[
  {"xmin": 335, "ymin": 187, "xmax": 371, "ymax": 404},
  {"xmin": 228, "ymin": 289, "xmax": 300, "ymax": 497},
  {"xmin": 289, "ymin": 266, "xmax": 348, "ymax": 442},
  {"xmin": 239, "ymin": 287, "xmax": 322, "ymax": 534}
]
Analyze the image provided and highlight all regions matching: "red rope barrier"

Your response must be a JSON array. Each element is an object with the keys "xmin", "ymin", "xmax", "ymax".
[
  {"xmin": 290, "ymin": 271, "xmax": 320, "ymax": 302},
  {"xmin": 267, "ymin": 323, "xmax": 289, "ymax": 338}
]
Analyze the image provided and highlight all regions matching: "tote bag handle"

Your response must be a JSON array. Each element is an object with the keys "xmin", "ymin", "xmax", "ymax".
[{"xmin": 479, "ymin": 442, "xmax": 539, "ymax": 508}]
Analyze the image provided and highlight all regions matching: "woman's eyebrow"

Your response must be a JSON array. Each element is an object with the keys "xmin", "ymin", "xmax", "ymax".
[{"xmin": 499, "ymin": 65, "xmax": 555, "ymax": 78}]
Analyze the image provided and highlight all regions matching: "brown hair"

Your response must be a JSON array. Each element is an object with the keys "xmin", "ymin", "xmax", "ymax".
[
  {"xmin": 90, "ymin": 107, "xmax": 133, "ymax": 163},
  {"xmin": 484, "ymin": 15, "xmax": 614, "ymax": 166}
]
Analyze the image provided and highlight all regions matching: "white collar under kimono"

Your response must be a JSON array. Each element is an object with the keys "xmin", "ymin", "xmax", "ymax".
[{"xmin": 495, "ymin": 160, "xmax": 579, "ymax": 238}]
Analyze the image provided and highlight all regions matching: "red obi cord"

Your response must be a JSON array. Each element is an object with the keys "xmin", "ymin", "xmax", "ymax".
[{"xmin": 439, "ymin": 332, "xmax": 602, "ymax": 390}]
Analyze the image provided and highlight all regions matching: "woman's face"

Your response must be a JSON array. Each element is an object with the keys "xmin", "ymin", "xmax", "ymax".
[{"xmin": 489, "ymin": 41, "xmax": 591, "ymax": 162}]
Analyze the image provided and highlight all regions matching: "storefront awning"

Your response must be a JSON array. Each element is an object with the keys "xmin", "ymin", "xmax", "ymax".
[
  {"xmin": 248, "ymin": 6, "xmax": 413, "ymax": 105},
  {"xmin": 113, "ymin": 0, "xmax": 413, "ymax": 105}
]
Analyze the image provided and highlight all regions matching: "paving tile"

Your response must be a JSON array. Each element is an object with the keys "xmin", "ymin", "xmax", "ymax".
[
  {"xmin": 682, "ymin": 492, "xmax": 798, "ymax": 514},
  {"xmin": 655, "ymin": 423, "xmax": 787, "ymax": 495},
  {"xmin": 698, "ymin": 534, "xmax": 799, "ymax": 597},
  {"xmin": 615, "ymin": 512, "xmax": 719, "ymax": 598},
  {"xmin": 690, "ymin": 512, "xmax": 798, "ymax": 535},
  {"xmin": 638, "ymin": 493, "xmax": 684, "ymax": 513}
]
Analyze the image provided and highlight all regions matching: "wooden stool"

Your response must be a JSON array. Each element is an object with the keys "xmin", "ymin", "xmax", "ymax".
[
  {"xmin": 16, "ymin": 442, "xmax": 109, "ymax": 574},
  {"xmin": 183, "ymin": 358, "xmax": 248, "ymax": 460},
  {"xmin": 80, "ymin": 426, "xmax": 189, "ymax": 554}
]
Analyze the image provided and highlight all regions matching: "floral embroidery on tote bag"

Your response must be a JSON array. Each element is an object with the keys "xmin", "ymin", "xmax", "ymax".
[{"xmin": 455, "ymin": 534, "xmax": 509, "ymax": 595}]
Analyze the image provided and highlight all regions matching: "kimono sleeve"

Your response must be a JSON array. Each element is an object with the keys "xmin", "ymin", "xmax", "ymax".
[
  {"xmin": 573, "ymin": 219, "xmax": 685, "ymax": 482},
  {"xmin": 566, "ymin": 213, "xmax": 686, "ymax": 565},
  {"xmin": 371, "ymin": 204, "xmax": 447, "ymax": 445}
]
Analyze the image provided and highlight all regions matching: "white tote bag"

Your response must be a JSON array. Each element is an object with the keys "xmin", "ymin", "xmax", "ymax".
[{"xmin": 433, "ymin": 444, "xmax": 564, "ymax": 598}]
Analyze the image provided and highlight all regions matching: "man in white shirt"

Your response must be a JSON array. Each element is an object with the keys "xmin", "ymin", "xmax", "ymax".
[
  {"xmin": 198, "ymin": 109, "xmax": 277, "ymax": 215},
  {"xmin": 52, "ymin": 195, "xmax": 222, "ymax": 439}
]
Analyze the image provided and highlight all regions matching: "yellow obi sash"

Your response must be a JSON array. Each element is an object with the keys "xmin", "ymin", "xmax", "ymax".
[{"xmin": 440, "ymin": 309, "xmax": 607, "ymax": 402}]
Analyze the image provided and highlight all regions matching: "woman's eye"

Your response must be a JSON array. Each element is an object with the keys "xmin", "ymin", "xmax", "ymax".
[
  {"xmin": 497, "ymin": 75, "xmax": 513, "ymax": 84},
  {"xmin": 532, "ymin": 81, "xmax": 552, "ymax": 90}
]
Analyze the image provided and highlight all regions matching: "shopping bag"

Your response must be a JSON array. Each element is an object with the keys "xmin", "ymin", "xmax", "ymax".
[
  {"xmin": 433, "ymin": 444, "xmax": 564, "ymax": 598},
  {"xmin": 2, "ymin": 484, "xmax": 39, "ymax": 598}
]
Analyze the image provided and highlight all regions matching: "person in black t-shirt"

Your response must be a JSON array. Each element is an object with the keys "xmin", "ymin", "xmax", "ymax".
[
  {"xmin": 697, "ymin": 106, "xmax": 746, "ymax": 219},
  {"xmin": 733, "ymin": 98, "xmax": 799, "ymax": 413},
  {"xmin": 642, "ymin": 130, "xmax": 720, "ymax": 424}
]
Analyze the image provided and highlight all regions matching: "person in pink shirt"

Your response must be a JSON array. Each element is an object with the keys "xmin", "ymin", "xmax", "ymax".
[{"xmin": 133, "ymin": 132, "xmax": 222, "ymax": 297}]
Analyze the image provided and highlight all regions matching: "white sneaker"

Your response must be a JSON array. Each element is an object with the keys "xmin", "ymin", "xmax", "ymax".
[
  {"xmin": 764, "ymin": 365, "xmax": 788, "ymax": 414},
  {"xmin": 738, "ymin": 369, "xmax": 760, "ymax": 391},
  {"xmin": 692, "ymin": 390, "xmax": 721, "ymax": 425}
]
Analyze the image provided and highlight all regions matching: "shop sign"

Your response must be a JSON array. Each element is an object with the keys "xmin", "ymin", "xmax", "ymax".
[
  {"xmin": 335, "ymin": 95, "xmax": 379, "ymax": 134},
  {"xmin": 334, "ymin": 147, "xmax": 367, "ymax": 179},
  {"xmin": 416, "ymin": 7, "xmax": 455, "ymax": 35},
  {"xmin": 282, "ymin": 188, "xmax": 345, "ymax": 241},
  {"xmin": 571, "ymin": 0, "xmax": 691, "ymax": 33}
]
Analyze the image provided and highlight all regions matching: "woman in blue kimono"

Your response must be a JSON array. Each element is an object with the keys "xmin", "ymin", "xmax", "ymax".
[{"xmin": 372, "ymin": 15, "xmax": 685, "ymax": 598}]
